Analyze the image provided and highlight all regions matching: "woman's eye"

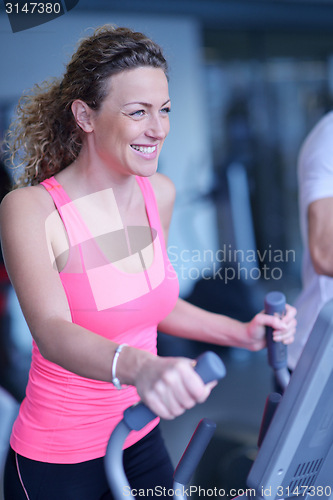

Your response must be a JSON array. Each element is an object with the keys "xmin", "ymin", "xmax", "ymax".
[
  {"xmin": 161, "ymin": 107, "xmax": 171, "ymax": 114},
  {"xmin": 130, "ymin": 110, "xmax": 145, "ymax": 117}
]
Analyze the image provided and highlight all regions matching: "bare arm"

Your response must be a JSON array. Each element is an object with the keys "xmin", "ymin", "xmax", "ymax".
[
  {"xmin": 0, "ymin": 187, "xmax": 138, "ymax": 382},
  {"xmin": 158, "ymin": 298, "xmax": 296, "ymax": 351},
  {"xmin": 308, "ymin": 197, "xmax": 333, "ymax": 277}
]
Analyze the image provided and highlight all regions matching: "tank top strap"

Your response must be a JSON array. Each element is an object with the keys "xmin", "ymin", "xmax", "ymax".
[
  {"xmin": 40, "ymin": 176, "xmax": 92, "ymax": 260},
  {"xmin": 135, "ymin": 176, "xmax": 166, "ymax": 248},
  {"xmin": 40, "ymin": 176, "xmax": 72, "ymax": 209}
]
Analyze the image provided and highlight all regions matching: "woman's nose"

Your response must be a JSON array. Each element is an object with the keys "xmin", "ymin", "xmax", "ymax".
[{"xmin": 145, "ymin": 115, "xmax": 169, "ymax": 140}]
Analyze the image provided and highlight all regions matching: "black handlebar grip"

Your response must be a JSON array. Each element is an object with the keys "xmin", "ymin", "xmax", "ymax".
[
  {"xmin": 173, "ymin": 418, "xmax": 217, "ymax": 486},
  {"xmin": 123, "ymin": 351, "xmax": 226, "ymax": 431},
  {"xmin": 193, "ymin": 351, "xmax": 226, "ymax": 384},
  {"xmin": 264, "ymin": 292, "xmax": 287, "ymax": 371}
]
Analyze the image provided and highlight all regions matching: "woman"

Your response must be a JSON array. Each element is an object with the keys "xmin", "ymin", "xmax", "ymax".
[{"xmin": 0, "ymin": 25, "xmax": 296, "ymax": 499}]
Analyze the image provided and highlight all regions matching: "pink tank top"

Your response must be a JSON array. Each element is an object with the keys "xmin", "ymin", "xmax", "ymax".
[{"xmin": 10, "ymin": 175, "xmax": 179, "ymax": 464}]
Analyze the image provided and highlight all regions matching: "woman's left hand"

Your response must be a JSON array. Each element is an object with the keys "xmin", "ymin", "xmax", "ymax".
[{"xmin": 244, "ymin": 303, "xmax": 297, "ymax": 351}]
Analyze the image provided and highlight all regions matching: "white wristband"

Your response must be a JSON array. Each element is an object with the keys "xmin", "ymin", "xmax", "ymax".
[{"xmin": 111, "ymin": 343, "xmax": 128, "ymax": 390}]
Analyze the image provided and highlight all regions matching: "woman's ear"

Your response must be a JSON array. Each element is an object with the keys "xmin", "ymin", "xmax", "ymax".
[{"xmin": 71, "ymin": 100, "xmax": 94, "ymax": 133}]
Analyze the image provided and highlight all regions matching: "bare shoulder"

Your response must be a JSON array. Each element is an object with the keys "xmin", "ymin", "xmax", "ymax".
[
  {"xmin": 1, "ymin": 184, "xmax": 53, "ymax": 212},
  {"xmin": 0, "ymin": 184, "xmax": 54, "ymax": 226},
  {"xmin": 149, "ymin": 172, "xmax": 176, "ymax": 209},
  {"xmin": 0, "ymin": 184, "xmax": 57, "ymax": 259}
]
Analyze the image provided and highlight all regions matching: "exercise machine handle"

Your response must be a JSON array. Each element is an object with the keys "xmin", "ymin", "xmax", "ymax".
[
  {"xmin": 264, "ymin": 291, "xmax": 290, "ymax": 391},
  {"xmin": 173, "ymin": 417, "xmax": 217, "ymax": 486},
  {"xmin": 265, "ymin": 291, "xmax": 287, "ymax": 370},
  {"xmin": 257, "ymin": 392, "xmax": 282, "ymax": 448},
  {"xmin": 123, "ymin": 351, "xmax": 226, "ymax": 431},
  {"xmin": 105, "ymin": 351, "xmax": 226, "ymax": 500}
]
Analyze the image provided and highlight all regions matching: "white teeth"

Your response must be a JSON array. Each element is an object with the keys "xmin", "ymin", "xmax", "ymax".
[{"xmin": 131, "ymin": 145, "xmax": 156, "ymax": 154}]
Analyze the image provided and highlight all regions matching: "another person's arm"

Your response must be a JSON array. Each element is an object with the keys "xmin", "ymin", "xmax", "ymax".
[{"xmin": 308, "ymin": 197, "xmax": 333, "ymax": 277}]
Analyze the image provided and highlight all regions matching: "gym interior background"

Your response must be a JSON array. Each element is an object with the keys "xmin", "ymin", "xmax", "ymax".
[{"xmin": 1, "ymin": 0, "xmax": 333, "ymax": 497}]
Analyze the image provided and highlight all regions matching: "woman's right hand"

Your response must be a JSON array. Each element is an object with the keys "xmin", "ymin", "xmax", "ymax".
[{"xmin": 133, "ymin": 354, "xmax": 217, "ymax": 420}]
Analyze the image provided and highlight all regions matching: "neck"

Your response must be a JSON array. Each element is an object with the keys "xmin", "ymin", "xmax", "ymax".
[{"xmin": 60, "ymin": 152, "xmax": 138, "ymax": 214}]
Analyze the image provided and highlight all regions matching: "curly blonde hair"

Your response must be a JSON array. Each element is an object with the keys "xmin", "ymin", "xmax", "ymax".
[{"xmin": 4, "ymin": 25, "xmax": 168, "ymax": 189}]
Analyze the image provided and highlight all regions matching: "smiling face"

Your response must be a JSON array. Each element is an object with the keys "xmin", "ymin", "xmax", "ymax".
[{"xmin": 87, "ymin": 66, "xmax": 170, "ymax": 178}]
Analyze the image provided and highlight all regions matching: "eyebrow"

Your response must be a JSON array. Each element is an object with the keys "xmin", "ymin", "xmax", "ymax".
[{"xmin": 124, "ymin": 99, "xmax": 171, "ymax": 107}]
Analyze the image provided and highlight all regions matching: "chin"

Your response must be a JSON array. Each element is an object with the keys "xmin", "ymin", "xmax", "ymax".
[{"xmin": 136, "ymin": 162, "xmax": 158, "ymax": 177}]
